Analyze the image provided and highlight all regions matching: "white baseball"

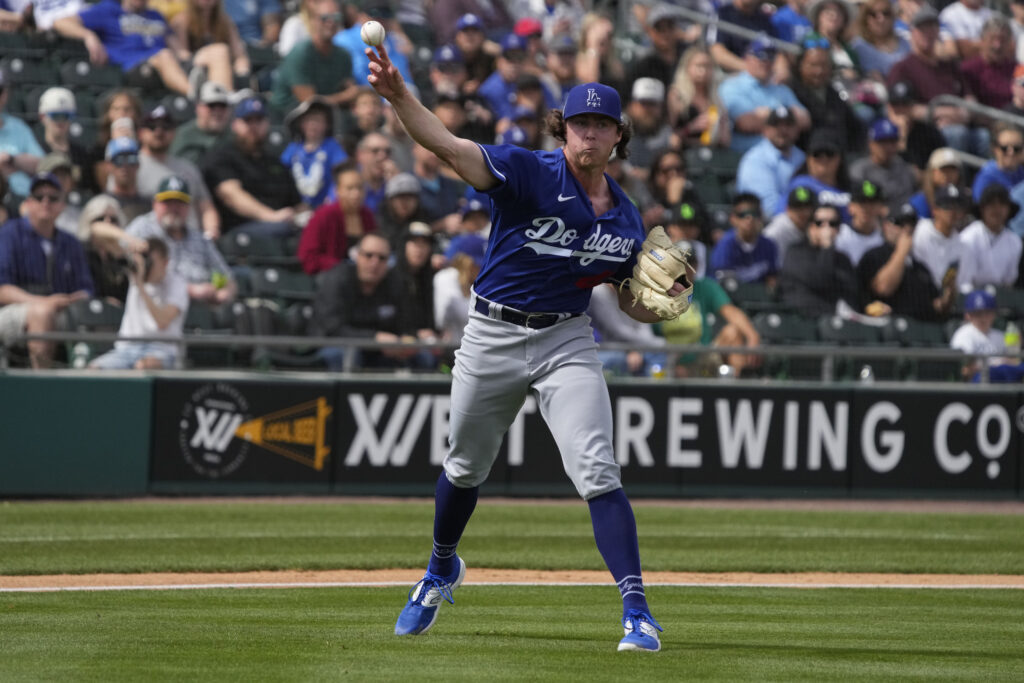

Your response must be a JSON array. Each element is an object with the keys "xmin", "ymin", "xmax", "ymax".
[{"xmin": 361, "ymin": 20, "xmax": 386, "ymax": 47}]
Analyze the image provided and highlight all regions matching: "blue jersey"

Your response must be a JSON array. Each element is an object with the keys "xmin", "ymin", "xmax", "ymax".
[
  {"xmin": 473, "ymin": 144, "xmax": 644, "ymax": 313},
  {"xmin": 79, "ymin": 0, "xmax": 168, "ymax": 70},
  {"xmin": 280, "ymin": 138, "xmax": 348, "ymax": 208}
]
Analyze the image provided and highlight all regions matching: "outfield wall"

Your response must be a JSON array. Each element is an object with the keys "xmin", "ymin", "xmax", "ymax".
[{"xmin": 1, "ymin": 372, "xmax": 1022, "ymax": 499}]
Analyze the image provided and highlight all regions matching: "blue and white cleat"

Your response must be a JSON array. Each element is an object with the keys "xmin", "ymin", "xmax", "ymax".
[
  {"xmin": 617, "ymin": 610, "xmax": 663, "ymax": 652},
  {"xmin": 394, "ymin": 556, "xmax": 466, "ymax": 635}
]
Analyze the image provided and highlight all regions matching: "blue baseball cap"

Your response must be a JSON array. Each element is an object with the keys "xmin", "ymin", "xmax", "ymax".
[
  {"xmin": 104, "ymin": 136, "xmax": 139, "ymax": 161},
  {"xmin": 234, "ymin": 96, "xmax": 267, "ymax": 119},
  {"xmin": 501, "ymin": 33, "xmax": 527, "ymax": 54},
  {"xmin": 455, "ymin": 13, "xmax": 482, "ymax": 31},
  {"xmin": 870, "ymin": 117, "xmax": 900, "ymax": 142},
  {"xmin": 746, "ymin": 34, "xmax": 777, "ymax": 60},
  {"xmin": 445, "ymin": 233, "xmax": 488, "ymax": 265},
  {"xmin": 562, "ymin": 82, "xmax": 622, "ymax": 123},
  {"xmin": 460, "ymin": 188, "xmax": 490, "ymax": 216},
  {"xmin": 433, "ymin": 44, "xmax": 462, "ymax": 65},
  {"xmin": 511, "ymin": 104, "xmax": 538, "ymax": 121},
  {"xmin": 964, "ymin": 290, "xmax": 996, "ymax": 312},
  {"xmin": 496, "ymin": 125, "xmax": 529, "ymax": 147},
  {"xmin": 29, "ymin": 172, "xmax": 62, "ymax": 194}
]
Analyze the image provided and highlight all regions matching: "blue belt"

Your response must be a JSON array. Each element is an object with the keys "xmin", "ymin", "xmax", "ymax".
[{"xmin": 474, "ymin": 296, "xmax": 579, "ymax": 330}]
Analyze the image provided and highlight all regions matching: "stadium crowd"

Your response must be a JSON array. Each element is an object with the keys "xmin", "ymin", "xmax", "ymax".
[{"xmin": 0, "ymin": 0, "xmax": 1023, "ymax": 379}]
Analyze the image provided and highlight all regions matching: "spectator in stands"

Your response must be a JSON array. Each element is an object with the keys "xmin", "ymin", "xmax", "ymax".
[
  {"xmin": 589, "ymin": 280, "xmax": 667, "ymax": 377},
  {"xmin": 202, "ymin": 96, "xmax": 306, "ymax": 237},
  {"xmin": 103, "ymin": 137, "xmax": 150, "ymax": 223},
  {"xmin": 972, "ymin": 122, "xmax": 1024, "ymax": 201},
  {"xmin": 507, "ymin": 74, "xmax": 557, "ymax": 124},
  {"xmin": 807, "ymin": 0, "xmax": 860, "ymax": 83},
  {"xmin": 627, "ymin": 4, "xmax": 685, "ymax": 88},
  {"xmin": 885, "ymin": 81, "xmax": 946, "ymax": 171},
  {"xmin": 909, "ymin": 147, "xmax": 962, "ymax": 220},
  {"xmin": 451, "ymin": 14, "xmax": 495, "ymax": 95},
  {"xmin": 39, "ymin": 154, "xmax": 82, "ymax": 237},
  {"xmin": 34, "ymin": 0, "xmax": 83, "ymax": 30},
  {"xmin": 478, "ymin": 33, "xmax": 531, "ymax": 121},
  {"xmin": 428, "ymin": 44, "xmax": 469, "ymax": 107},
  {"xmin": 431, "ymin": 0, "xmax": 512, "ymax": 46},
  {"xmin": 223, "ymin": 0, "xmax": 280, "ymax": 46},
  {"xmin": 0, "ymin": 71, "xmax": 43, "ymax": 199},
  {"xmin": 710, "ymin": 192, "xmax": 778, "ymax": 285},
  {"xmin": 958, "ymin": 184, "xmax": 1022, "ymax": 289},
  {"xmin": 280, "ymin": 97, "xmax": 348, "ymax": 211},
  {"xmin": 773, "ymin": 0, "xmax": 813, "ymax": 43},
  {"xmin": 668, "ymin": 46, "xmax": 730, "ymax": 149},
  {"xmin": 339, "ymin": 87, "xmax": 385, "ymax": 153},
  {"xmin": 89, "ymin": 236, "xmax": 188, "ymax": 370},
  {"xmin": 1004, "ymin": 65, "xmax": 1024, "ymax": 119},
  {"xmin": 335, "ymin": 2, "xmax": 414, "ymax": 91},
  {"xmin": 168, "ymin": 82, "xmax": 232, "ymax": 166},
  {"xmin": 93, "ymin": 89, "xmax": 143, "ymax": 191},
  {"xmin": 277, "ymin": 0, "xmax": 313, "ymax": 56},
  {"xmin": 171, "ymin": 0, "xmax": 252, "ymax": 79},
  {"xmin": 433, "ymin": 232, "xmax": 484, "ymax": 347},
  {"xmin": 35, "ymin": 87, "xmax": 96, "ymax": 195},
  {"xmin": 950, "ymin": 289, "xmax": 1024, "ymax": 382},
  {"xmin": 505, "ymin": 106, "xmax": 541, "ymax": 151},
  {"xmin": 54, "ymin": 0, "xmax": 232, "ymax": 97},
  {"xmin": 961, "ymin": 16, "xmax": 1014, "ymax": 110},
  {"xmin": 851, "ymin": 0, "xmax": 911, "ymax": 79},
  {"xmin": 887, "ymin": 6, "xmax": 987, "ymax": 157},
  {"xmin": 836, "ymin": 179, "xmax": 886, "ymax": 267},
  {"xmin": 710, "ymin": 0, "xmax": 777, "ymax": 73},
  {"xmin": 77, "ymin": 195, "xmax": 134, "ymax": 304},
  {"xmin": 894, "ymin": 0, "xmax": 958, "ymax": 59},
  {"xmin": 394, "ymin": 221, "xmax": 438, "ymax": 347},
  {"xmin": 719, "ymin": 36, "xmax": 811, "ymax": 154},
  {"xmin": 657, "ymin": 242, "xmax": 762, "ymax": 377},
  {"xmin": 1012, "ymin": 0, "xmax": 1024, "ymax": 62},
  {"xmin": 736, "ymin": 106, "xmax": 806, "ymax": 217},
  {"xmin": 126, "ymin": 175, "xmax": 236, "ymax": 303},
  {"xmin": 136, "ymin": 105, "xmax": 220, "ymax": 239},
  {"xmin": 297, "ymin": 161, "xmax": 375, "ymax": 276},
  {"xmin": 541, "ymin": 34, "xmax": 580, "ymax": 105},
  {"xmin": 0, "ymin": 173, "xmax": 93, "ymax": 368},
  {"xmin": 850, "ymin": 117, "xmax": 917, "ymax": 208},
  {"xmin": 788, "ymin": 36, "xmax": 863, "ymax": 153},
  {"xmin": 625, "ymin": 78, "xmax": 673, "ymax": 180},
  {"xmin": 355, "ymin": 131, "xmax": 392, "ymax": 214},
  {"xmin": 270, "ymin": 0, "xmax": 359, "ymax": 114},
  {"xmin": 313, "ymin": 232, "xmax": 427, "ymax": 370},
  {"xmin": 411, "ymin": 143, "xmax": 464, "ymax": 230},
  {"xmin": 858, "ymin": 201, "xmax": 952, "ymax": 320},
  {"xmin": 663, "ymin": 202, "xmax": 710, "ymax": 276},
  {"xmin": 912, "ymin": 183, "xmax": 969, "ymax": 290},
  {"xmin": 765, "ymin": 184, "xmax": 818, "ymax": 265},
  {"xmin": 938, "ymin": 0, "xmax": 992, "ymax": 59},
  {"xmin": 786, "ymin": 128, "xmax": 852, "ymax": 223},
  {"xmin": 639, "ymin": 149, "xmax": 708, "ymax": 233},
  {"xmin": 778, "ymin": 202, "xmax": 858, "ymax": 315},
  {"xmin": 375, "ymin": 172, "xmax": 423, "ymax": 250},
  {"xmin": 575, "ymin": 12, "xmax": 627, "ymax": 93}
]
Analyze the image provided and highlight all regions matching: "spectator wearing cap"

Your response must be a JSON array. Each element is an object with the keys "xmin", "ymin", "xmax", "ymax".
[
  {"xmin": 202, "ymin": 96, "xmax": 306, "ymax": 237},
  {"xmin": 909, "ymin": 147, "xmax": 962, "ymax": 220},
  {"xmin": 958, "ymin": 184, "xmax": 1023, "ymax": 289},
  {"xmin": 894, "ymin": 0, "xmax": 958, "ymax": 59},
  {"xmin": 333, "ymin": 1, "xmax": 414, "ymax": 91},
  {"xmin": 972, "ymin": 123, "xmax": 1024, "ymax": 202},
  {"xmin": 850, "ymin": 118, "xmax": 917, "ymax": 208},
  {"xmin": 912, "ymin": 183, "xmax": 969, "ymax": 290},
  {"xmin": 102, "ymin": 137, "xmax": 150, "ymax": 223},
  {"xmin": 787, "ymin": 36, "xmax": 863, "ymax": 154},
  {"xmin": 0, "ymin": 173, "xmax": 93, "ymax": 368},
  {"xmin": 513, "ymin": 17, "xmax": 546, "ymax": 78},
  {"xmin": 354, "ymin": 131, "xmax": 392, "ymax": 214},
  {"xmin": 542, "ymin": 33, "xmax": 580, "ymax": 104},
  {"xmin": 785, "ymin": 128, "xmax": 853, "ymax": 224},
  {"xmin": 280, "ymin": 97, "xmax": 348, "ymax": 211},
  {"xmin": 719, "ymin": 36, "xmax": 810, "ymax": 153},
  {"xmin": 773, "ymin": 0, "xmax": 813, "ymax": 43},
  {"xmin": 54, "ymin": 0, "xmax": 232, "ymax": 98},
  {"xmin": 169, "ymin": 82, "xmax": 232, "ymax": 166},
  {"xmin": 736, "ymin": 106, "xmax": 806, "ymax": 217},
  {"xmin": 850, "ymin": 0, "xmax": 911, "ymax": 79},
  {"xmin": 431, "ymin": 1, "xmax": 512, "ymax": 46},
  {"xmin": 376, "ymin": 172, "xmax": 425, "ymax": 250},
  {"xmin": 393, "ymin": 221, "xmax": 439, "ymax": 354},
  {"xmin": 628, "ymin": 4, "xmax": 687, "ymax": 88},
  {"xmin": 39, "ymin": 153, "xmax": 83, "ymax": 237},
  {"xmin": 961, "ymin": 16, "xmax": 1015, "ymax": 110},
  {"xmin": 298, "ymin": 160, "xmax": 376, "ymax": 276},
  {"xmin": 125, "ymin": 175, "xmax": 237, "ymax": 303},
  {"xmin": 270, "ymin": 0, "xmax": 359, "ymax": 114},
  {"xmin": 663, "ymin": 202, "xmax": 709, "ymax": 277},
  {"xmin": 710, "ymin": 192, "xmax": 779, "ymax": 285},
  {"xmin": 457, "ymin": 190, "xmax": 491, "ymax": 238},
  {"xmin": 451, "ymin": 13, "xmax": 496, "ymax": 93},
  {"xmin": 135, "ymin": 105, "xmax": 221, "ymax": 239},
  {"xmin": 410, "ymin": 143, "xmax": 466, "ymax": 232},
  {"xmin": 710, "ymin": 0, "xmax": 778, "ymax": 73},
  {"xmin": 885, "ymin": 80, "xmax": 946, "ymax": 171},
  {"xmin": 512, "ymin": 73, "xmax": 558, "ymax": 119},
  {"xmin": 0, "ymin": 71, "xmax": 44, "ymax": 199},
  {"xmin": 576, "ymin": 12, "xmax": 628, "ymax": 94},
  {"xmin": 886, "ymin": 6, "xmax": 987, "ymax": 157},
  {"xmin": 858, "ymin": 201, "xmax": 952, "ymax": 321},
  {"xmin": 939, "ymin": 0, "xmax": 992, "ymax": 59},
  {"xmin": 507, "ymin": 105, "xmax": 541, "ymax": 149},
  {"xmin": 626, "ymin": 78, "xmax": 673, "ymax": 177},
  {"xmin": 478, "ymin": 33, "xmax": 533, "ymax": 120},
  {"xmin": 35, "ymin": 87, "xmax": 96, "ymax": 195},
  {"xmin": 223, "ymin": 0, "xmax": 281, "ymax": 46},
  {"xmin": 434, "ymin": 231, "xmax": 485, "ymax": 346},
  {"xmin": 778, "ymin": 202, "xmax": 859, "ymax": 315},
  {"xmin": 429, "ymin": 44, "xmax": 469, "ymax": 106},
  {"xmin": 836, "ymin": 180, "xmax": 886, "ymax": 267},
  {"xmin": 765, "ymin": 185, "xmax": 817, "ymax": 265},
  {"xmin": 495, "ymin": 125, "xmax": 529, "ymax": 148},
  {"xmin": 950, "ymin": 290, "xmax": 1024, "ymax": 382}
]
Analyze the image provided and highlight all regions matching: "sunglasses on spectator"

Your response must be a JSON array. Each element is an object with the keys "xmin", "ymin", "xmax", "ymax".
[
  {"xmin": 997, "ymin": 144, "xmax": 1023, "ymax": 154},
  {"xmin": 813, "ymin": 218, "xmax": 841, "ymax": 227},
  {"xmin": 657, "ymin": 165, "xmax": 684, "ymax": 174},
  {"xmin": 503, "ymin": 51, "xmax": 527, "ymax": 63},
  {"xmin": 733, "ymin": 209, "xmax": 761, "ymax": 219},
  {"xmin": 812, "ymin": 149, "xmax": 839, "ymax": 159},
  {"xmin": 93, "ymin": 214, "xmax": 120, "ymax": 225},
  {"xmin": 206, "ymin": 102, "xmax": 230, "ymax": 110},
  {"xmin": 32, "ymin": 192, "xmax": 62, "ymax": 203},
  {"xmin": 365, "ymin": 146, "xmax": 391, "ymax": 155},
  {"xmin": 868, "ymin": 9, "xmax": 893, "ymax": 18},
  {"xmin": 111, "ymin": 154, "xmax": 139, "ymax": 167},
  {"xmin": 144, "ymin": 121, "xmax": 175, "ymax": 131},
  {"xmin": 359, "ymin": 251, "xmax": 389, "ymax": 261},
  {"xmin": 47, "ymin": 112, "xmax": 74, "ymax": 122},
  {"xmin": 318, "ymin": 12, "xmax": 342, "ymax": 22}
]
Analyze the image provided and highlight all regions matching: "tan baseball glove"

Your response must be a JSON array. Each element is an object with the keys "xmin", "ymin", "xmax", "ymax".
[{"xmin": 626, "ymin": 226, "xmax": 694, "ymax": 320}]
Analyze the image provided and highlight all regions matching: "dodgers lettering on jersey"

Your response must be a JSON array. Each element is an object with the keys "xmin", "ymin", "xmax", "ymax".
[{"xmin": 473, "ymin": 144, "xmax": 645, "ymax": 313}]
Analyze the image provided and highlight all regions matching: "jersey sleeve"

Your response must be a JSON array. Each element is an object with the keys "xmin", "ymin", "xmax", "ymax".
[{"xmin": 475, "ymin": 143, "xmax": 539, "ymax": 205}]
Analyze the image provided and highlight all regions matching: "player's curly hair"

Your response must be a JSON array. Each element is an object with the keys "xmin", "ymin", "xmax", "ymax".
[{"xmin": 543, "ymin": 110, "xmax": 633, "ymax": 161}]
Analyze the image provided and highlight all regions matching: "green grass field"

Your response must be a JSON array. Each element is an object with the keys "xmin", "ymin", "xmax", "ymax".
[{"xmin": 2, "ymin": 500, "xmax": 1024, "ymax": 681}]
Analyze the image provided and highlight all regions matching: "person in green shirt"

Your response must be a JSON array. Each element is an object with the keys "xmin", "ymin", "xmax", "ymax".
[
  {"xmin": 169, "ymin": 82, "xmax": 233, "ymax": 166},
  {"xmin": 270, "ymin": 0, "xmax": 360, "ymax": 114}
]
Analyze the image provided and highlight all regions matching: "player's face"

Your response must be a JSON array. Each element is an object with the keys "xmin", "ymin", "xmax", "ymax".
[{"xmin": 564, "ymin": 114, "xmax": 621, "ymax": 171}]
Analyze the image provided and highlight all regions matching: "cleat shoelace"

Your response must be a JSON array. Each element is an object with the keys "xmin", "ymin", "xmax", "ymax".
[
  {"xmin": 623, "ymin": 609, "xmax": 663, "ymax": 635},
  {"xmin": 408, "ymin": 574, "xmax": 456, "ymax": 606}
]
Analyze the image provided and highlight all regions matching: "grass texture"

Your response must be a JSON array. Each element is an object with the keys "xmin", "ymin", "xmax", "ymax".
[{"xmin": 2, "ymin": 500, "xmax": 1023, "ymax": 575}]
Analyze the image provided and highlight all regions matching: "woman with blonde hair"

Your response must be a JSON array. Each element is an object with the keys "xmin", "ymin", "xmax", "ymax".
[
  {"xmin": 575, "ymin": 12, "xmax": 626, "ymax": 94},
  {"xmin": 668, "ymin": 45, "xmax": 730, "ymax": 148},
  {"xmin": 277, "ymin": 0, "xmax": 314, "ymax": 56},
  {"xmin": 909, "ymin": 148, "xmax": 963, "ymax": 220},
  {"xmin": 850, "ymin": 0, "xmax": 910, "ymax": 80},
  {"xmin": 77, "ymin": 195, "xmax": 139, "ymax": 303},
  {"xmin": 170, "ymin": 0, "xmax": 250, "ymax": 82}
]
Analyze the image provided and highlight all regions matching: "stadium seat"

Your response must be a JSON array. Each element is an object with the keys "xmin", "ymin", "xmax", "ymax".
[
  {"xmin": 244, "ymin": 301, "xmax": 326, "ymax": 369},
  {"xmin": 0, "ymin": 56, "xmax": 60, "ymax": 88},
  {"xmin": 690, "ymin": 175, "xmax": 728, "ymax": 205},
  {"xmin": 60, "ymin": 59, "xmax": 123, "ymax": 89},
  {"xmin": 0, "ymin": 32, "xmax": 47, "ymax": 60},
  {"xmin": 753, "ymin": 312, "xmax": 822, "ymax": 380},
  {"xmin": 50, "ymin": 35, "xmax": 90, "ymax": 61},
  {"xmin": 881, "ymin": 316, "xmax": 958, "ymax": 380},
  {"xmin": 63, "ymin": 298, "xmax": 124, "ymax": 366},
  {"xmin": 68, "ymin": 119, "xmax": 98, "ymax": 149},
  {"xmin": 719, "ymin": 277, "xmax": 781, "ymax": 314},
  {"xmin": 182, "ymin": 301, "xmax": 238, "ymax": 368},
  {"xmin": 685, "ymin": 146, "xmax": 744, "ymax": 181},
  {"xmin": 218, "ymin": 232, "xmax": 297, "ymax": 267},
  {"xmin": 247, "ymin": 44, "xmax": 281, "ymax": 71},
  {"xmin": 251, "ymin": 266, "xmax": 315, "ymax": 303},
  {"xmin": 994, "ymin": 287, "xmax": 1024, "ymax": 318},
  {"xmin": 266, "ymin": 126, "xmax": 289, "ymax": 158},
  {"xmin": 817, "ymin": 315, "xmax": 899, "ymax": 380},
  {"xmin": 160, "ymin": 93, "xmax": 195, "ymax": 123}
]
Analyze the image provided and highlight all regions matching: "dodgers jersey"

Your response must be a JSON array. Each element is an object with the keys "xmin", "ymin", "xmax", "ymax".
[{"xmin": 473, "ymin": 144, "xmax": 645, "ymax": 313}]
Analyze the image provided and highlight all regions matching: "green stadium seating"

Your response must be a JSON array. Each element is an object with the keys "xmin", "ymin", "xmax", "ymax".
[
  {"xmin": 182, "ymin": 301, "xmax": 238, "ymax": 368},
  {"xmin": 60, "ymin": 59, "xmax": 123, "ymax": 89},
  {"xmin": 817, "ymin": 315, "xmax": 899, "ymax": 380},
  {"xmin": 0, "ymin": 32, "xmax": 46, "ymax": 60},
  {"xmin": 244, "ymin": 301, "xmax": 325, "ymax": 370},
  {"xmin": 251, "ymin": 266, "xmax": 315, "ymax": 303},
  {"xmin": 0, "ymin": 56, "xmax": 60, "ymax": 87},
  {"xmin": 219, "ymin": 232, "xmax": 298, "ymax": 268},
  {"xmin": 753, "ymin": 311, "xmax": 823, "ymax": 379},
  {"xmin": 719, "ymin": 277, "xmax": 782, "ymax": 314},
  {"xmin": 63, "ymin": 298, "xmax": 124, "ymax": 366}
]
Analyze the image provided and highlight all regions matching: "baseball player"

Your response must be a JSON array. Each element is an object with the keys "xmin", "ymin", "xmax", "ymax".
[{"xmin": 367, "ymin": 43, "xmax": 692, "ymax": 652}]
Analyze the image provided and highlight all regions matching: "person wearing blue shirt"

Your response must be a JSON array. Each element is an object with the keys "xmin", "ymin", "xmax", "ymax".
[
  {"xmin": 736, "ymin": 106, "xmax": 807, "ymax": 216},
  {"xmin": 223, "ymin": 0, "xmax": 281, "ymax": 45},
  {"xmin": 785, "ymin": 128, "xmax": 853, "ymax": 224},
  {"xmin": 710, "ymin": 192, "xmax": 780, "ymax": 284},
  {"xmin": 0, "ymin": 73, "xmax": 45, "ymax": 198},
  {"xmin": 772, "ymin": 0, "xmax": 813, "ymax": 43},
  {"xmin": 333, "ymin": 7, "xmax": 413, "ymax": 90},
  {"xmin": 719, "ymin": 37, "xmax": 811, "ymax": 153},
  {"xmin": 972, "ymin": 123, "xmax": 1024, "ymax": 201},
  {"xmin": 710, "ymin": 0, "xmax": 779, "ymax": 72},
  {"xmin": 0, "ymin": 173, "xmax": 94, "ymax": 368},
  {"xmin": 280, "ymin": 97, "xmax": 348, "ymax": 209},
  {"xmin": 477, "ymin": 33, "xmax": 537, "ymax": 121}
]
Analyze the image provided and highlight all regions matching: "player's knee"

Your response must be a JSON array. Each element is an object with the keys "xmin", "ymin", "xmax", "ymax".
[{"xmin": 442, "ymin": 458, "xmax": 489, "ymax": 489}]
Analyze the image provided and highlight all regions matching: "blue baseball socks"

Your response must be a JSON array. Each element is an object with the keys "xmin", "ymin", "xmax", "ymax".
[
  {"xmin": 426, "ymin": 471, "xmax": 479, "ymax": 579},
  {"xmin": 588, "ymin": 488, "xmax": 650, "ymax": 616}
]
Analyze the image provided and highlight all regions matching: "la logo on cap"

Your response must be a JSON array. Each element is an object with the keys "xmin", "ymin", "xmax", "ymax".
[
  {"xmin": 168, "ymin": 177, "xmax": 183, "ymax": 191},
  {"xmin": 586, "ymin": 88, "xmax": 601, "ymax": 108}
]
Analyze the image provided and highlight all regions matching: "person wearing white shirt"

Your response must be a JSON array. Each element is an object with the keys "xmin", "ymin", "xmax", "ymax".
[
  {"xmin": 764, "ymin": 184, "xmax": 817, "ymax": 267},
  {"xmin": 588, "ymin": 280, "xmax": 666, "ymax": 377},
  {"xmin": 950, "ymin": 289, "xmax": 1024, "ymax": 381},
  {"xmin": 836, "ymin": 179, "xmax": 886, "ymax": 267},
  {"xmin": 938, "ymin": 0, "xmax": 992, "ymax": 57},
  {"xmin": 958, "ymin": 184, "xmax": 1023, "ymax": 289},
  {"xmin": 912, "ymin": 183, "xmax": 969, "ymax": 289},
  {"xmin": 433, "ymin": 233, "xmax": 486, "ymax": 347}
]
